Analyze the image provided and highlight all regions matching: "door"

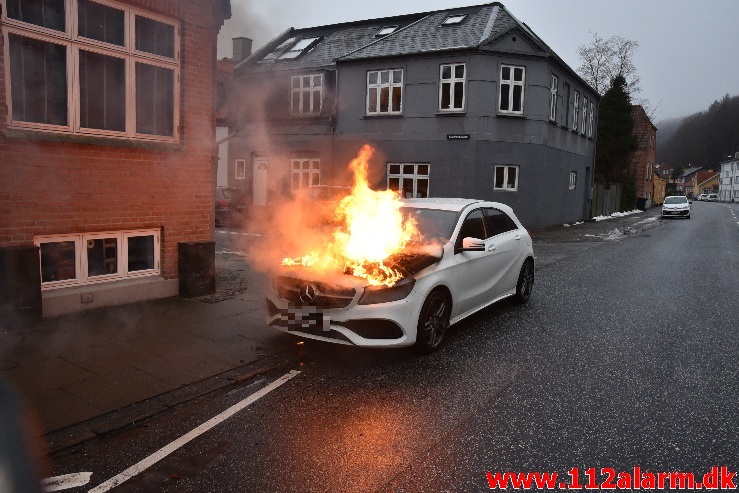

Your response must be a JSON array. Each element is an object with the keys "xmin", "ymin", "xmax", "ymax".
[
  {"xmin": 483, "ymin": 208, "xmax": 524, "ymax": 298},
  {"xmin": 253, "ymin": 156, "xmax": 268, "ymax": 206},
  {"xmin": 453, "ymin": 208, "xmax": 497, "ymax": 315}
]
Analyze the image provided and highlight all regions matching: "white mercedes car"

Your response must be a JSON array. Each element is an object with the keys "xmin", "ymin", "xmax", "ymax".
[{"xmin": 265, "ymin": 199, "xmax": 535, "ymax": 353}]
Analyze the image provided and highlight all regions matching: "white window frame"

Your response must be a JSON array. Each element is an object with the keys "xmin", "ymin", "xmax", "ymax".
[
  {"xmin": 34, "ymin": 229, "xmax": 161, "ymax": 290},
  {"xmin": 366, "ymin": 69, "xmax": 403, "ymax": 115},
  {"xmin": 498, "ymin": 64, "xmax": 525, "ymax": 116},
  {"xmin": 290, "ymin": 73, "xmax": 323, "ymax": 115},
  {"xmin": 439, "ymin": 63, "xmax": 465, "ymax": 112},
  {"xmin": 572, "ymin": 91, "xmax": 580, "ymax": 132},
  {"xmin": 1, "ymin": 0, "xmax": 180, "ymax": 142},
  {"xmin": 588, "ymin": 101, "xmax": 595, "ymax": 137},
  {"xmin": 569, "ymin": 171, "xmax": 577, "ymax": 190},
  {"xmin": 235, "ymin": 159, "xmax": 246, "ymax": 180},
  {"xmin": 494, "ymin": 165, "xmax": 519, "ymax": 192},
  {"xmin": 581, "ymin": 97, "xmax": 588, "ymax": 135},
  {"xmin": 387, "ymin": 163, "xmax": 430, "ymax": 198},
  {"xmin": 291, "ymin": 157, "xmax": 320, "ymax": 191},
  {"xmin": 549, "ymin": 74, "xmax": 558, "ymax": 122}
]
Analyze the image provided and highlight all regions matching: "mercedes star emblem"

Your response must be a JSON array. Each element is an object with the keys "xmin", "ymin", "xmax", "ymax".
[{"xmin": 298, "ymin": 283, "xmax": 317, "ymax": 303}]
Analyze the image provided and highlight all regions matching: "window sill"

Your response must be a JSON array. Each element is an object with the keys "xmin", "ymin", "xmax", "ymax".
[
  {"xmin": 496, "ymin": 113, "xmax": 525, "ymax": 118},
  {"xmin": 363, "ymin": 114, "xmax": 404, "ymax": 119},
  {"xmin": 436, "ymin": 110, "xmax": 466, "ymax": 116},
  {"xmin": 2, "ymin": 127, "xmax": 184, "ymax": 150}
]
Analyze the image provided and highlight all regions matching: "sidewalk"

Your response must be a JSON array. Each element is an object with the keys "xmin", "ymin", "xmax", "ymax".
[{"xmin": 0, "ymin": 207, "xmax": 662, "ymax": 453}]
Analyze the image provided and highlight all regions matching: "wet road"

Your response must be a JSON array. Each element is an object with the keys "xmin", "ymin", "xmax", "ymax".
[{"xmin": 50, "ymin": 201, "xmax": 739, "ymax": 492}]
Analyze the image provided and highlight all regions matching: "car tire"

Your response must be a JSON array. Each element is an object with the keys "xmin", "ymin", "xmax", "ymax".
[
  {"xmin": 416, "ymin": 289, "xmax": 451, "ymax": 354},
  {"xmin": 512, "ymin": 258, "xmax": 534, "ymax": 304},
  {"xmin": 687, "ymin": 214, "xmax": 691, "ymax": 219}
]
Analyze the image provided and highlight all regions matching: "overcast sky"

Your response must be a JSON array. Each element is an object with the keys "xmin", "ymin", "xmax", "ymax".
[{"xmin": 218, "ymin": 0, "xmax": 739, "ymax": 123}]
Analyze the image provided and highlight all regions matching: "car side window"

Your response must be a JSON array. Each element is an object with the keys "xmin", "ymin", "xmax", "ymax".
[
  {"xmin": 455, "ymin": 209, "xmax": 486, "ymax": 250},
  {"xmin": 484, "ymin": 208, "xmax": 517, "ymax": 237}
]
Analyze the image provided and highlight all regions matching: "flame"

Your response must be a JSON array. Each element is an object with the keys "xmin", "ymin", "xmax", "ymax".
[{"xmin": 282, "ymin": 145, "xmax": 418, "ymax": 286}]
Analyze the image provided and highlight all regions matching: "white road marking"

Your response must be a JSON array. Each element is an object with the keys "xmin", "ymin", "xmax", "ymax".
[
  {"xmin": 41, "ymin": 472, "xmax": 92, "ymax": 491},
  {"xmin": 87, "ymin": 370, "xmax": 301, "ymax": 493},
  {"xmin": 216, "ymin": 250, "xmax": 248, "ymax": 257}
]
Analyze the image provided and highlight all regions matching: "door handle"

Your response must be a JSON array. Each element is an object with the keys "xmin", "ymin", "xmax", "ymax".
[
  {"xmin": 488, "ymin": 245, "xmax": 496, "ymax": 252},
  {"xmin": 514, "ymin": 234, "xmax": 521, "ymax": 240}
]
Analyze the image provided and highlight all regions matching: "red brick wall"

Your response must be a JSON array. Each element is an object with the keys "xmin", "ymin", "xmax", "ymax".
[
  {"xmin": 0, "ymin": 0, "xmax": 224, "ymax": 280},
  {"xmin": 629, "ymin": 106, "xmax": 657, "ymax": 200}
]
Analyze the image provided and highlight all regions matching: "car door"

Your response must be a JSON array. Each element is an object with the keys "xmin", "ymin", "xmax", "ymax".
[
  {"xmin": 452, "ymin": 208, "xmax": 497, "ymax": 315},
  {"xmin": 483, "ymin": 208, "xmax": 525, "ymax": 298}
]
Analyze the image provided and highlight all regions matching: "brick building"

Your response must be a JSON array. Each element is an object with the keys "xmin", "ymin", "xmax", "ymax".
[
  {"xmin": 1, "ymin": 0, "xmax": 230, "ymax": 322},
  {"xmin": 629, "ymin": 105, "xmax": 657, "ymax": 208}
]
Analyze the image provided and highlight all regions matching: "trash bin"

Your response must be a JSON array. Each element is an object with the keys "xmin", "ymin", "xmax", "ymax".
[
  {"xmin": 178, "ymin": 241, "xmax": 216, "ymax": 298},
  {"xmin": 0, "ymin": 246, "xmax": 42, "ymax": 330},
  {"xmin": 636, "ymin": 198, "xmax": 647, "ymax": 211}
]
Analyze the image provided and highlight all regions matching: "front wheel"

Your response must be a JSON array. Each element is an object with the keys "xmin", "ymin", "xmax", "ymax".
[
  {"xmin": 416, "ymin": 290, "xmax": 451, "ymax": 354},
  {"xmin": 512, "ymin": 259, "xmax": 534, "ymax": 304}
]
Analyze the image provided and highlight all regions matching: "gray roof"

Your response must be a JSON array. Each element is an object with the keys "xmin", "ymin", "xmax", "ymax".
[{"xmin": 234, "ymin": 1, "xmax": 593, "ymax": 93}]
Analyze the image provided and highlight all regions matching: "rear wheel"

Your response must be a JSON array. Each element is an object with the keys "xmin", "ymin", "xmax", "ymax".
[
  {"xmin": 416, "ymin": 290, "xmax": 451, "ymax": 354},
  {"xmin": 512, "ymin": 259, "xmax": 534, "ymax": 304}
]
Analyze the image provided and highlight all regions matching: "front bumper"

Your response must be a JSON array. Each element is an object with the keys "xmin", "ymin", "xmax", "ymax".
[
  {"xmin": 265, "ymin": 280, "xmax": 423, "ymax": 348},
  {"xmin": 661, "ymin": 208, "xmax": 689, "ymax": 217}
]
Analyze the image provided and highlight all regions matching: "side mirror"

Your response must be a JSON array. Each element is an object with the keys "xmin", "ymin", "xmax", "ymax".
[{"xmin": 461, "ymin": 237, "xmax": 485, "ymax": 251}]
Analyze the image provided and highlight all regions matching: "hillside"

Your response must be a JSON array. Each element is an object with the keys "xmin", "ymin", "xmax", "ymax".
[{"xmin": 657, "ymin": 93, "xmax": 739, "ymax": 168}]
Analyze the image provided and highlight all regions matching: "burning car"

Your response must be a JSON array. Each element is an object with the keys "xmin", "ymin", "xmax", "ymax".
[{"xmin": 264, "ymin": 146, "xmax": 534, "ymax": 353}]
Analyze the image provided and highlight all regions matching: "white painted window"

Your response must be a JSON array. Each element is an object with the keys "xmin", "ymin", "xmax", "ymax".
[
  {"xmin": 549, "ymin": 74, "xmax": 558, "ymax": 121},
  {"xmin": 387, "ymin": 163, "xmax": 429, "ymax": 198},
  {"xmin": 367, "ymin": 69, "xmax": 403, "ymax": 115},
  {"xmin": 442, "ymin": 15, "xmax": 466, "ymax": 25},
  {"xmin": 569, "ymin": 171, "xmax": 577, "ymax": 190},
  {"xmin": 235, "ymin": 159, "xmax": 246, "ymax": 180},
  {"xmin": 572, "ymin": 91, "xmax": 580, "ymax": 131},
  {"xmin": 646, "ymin": 162, "xmax": 652, "ymax": 180},
  {"xmin": 498, "ymin": 65, "xmax": 525, "ymax": 115},
  {"xmin": 494, "ymin": 165, "xmax": 519, "ymax": 191},
  {"xmin": 291, "ymin": 73, "xmax": 323, "ymax": 115},
  {"xmin": 581, "ymin": 97, "xmax": 588, "ymax": 135},
  {"xmin": 376, "ymin": 26, "xmax": 398, "ymax": 36},
  {"xmin": 34, "ymin": 229, "xmax": 160, "ymax": 290},
  {"xmin": 277, "ymin": 36, "xmax": 320, "ymax": 60},
  {"xmin": 2, "ymin": 0, "xmax": 180, "ymax": 142},
  {"xmin": 291, "ymin": 157, "xmax": 320, "ymax": 191},
  {"xmin": 588, "ymin": 101, "xmax": 595, "ymax": 137},
  {"xmin": 439, "ymin": 63, "xmax": 465, "ymax": 111}
]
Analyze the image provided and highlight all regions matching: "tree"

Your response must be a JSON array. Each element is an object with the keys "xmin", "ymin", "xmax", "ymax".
[
  {"xmin": 594, "ymin": 76, "xmax": 639, "ymax": 208},
  {"xmin": 577, "ymin": 32, "xmax": 646, "ymax": 107}
]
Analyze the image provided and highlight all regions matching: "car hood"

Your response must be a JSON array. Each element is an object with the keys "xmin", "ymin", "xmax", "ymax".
[{"xmin": 276, "ymin": 243, "xmax": 444, "ymax": 287}]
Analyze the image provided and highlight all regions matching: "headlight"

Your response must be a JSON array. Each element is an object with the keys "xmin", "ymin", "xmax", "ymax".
[{"xmin": 358, "ymin": 277, "xmax": 416, "ymax": 305}]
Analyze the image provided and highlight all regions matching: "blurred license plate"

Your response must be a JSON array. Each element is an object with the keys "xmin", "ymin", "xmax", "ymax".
[{"xmin": 284, "ymin": 305, "xmax": 330, "ymax": 331}]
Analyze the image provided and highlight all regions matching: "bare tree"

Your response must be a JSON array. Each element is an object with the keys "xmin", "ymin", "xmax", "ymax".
[{"xmin": 577, "ymin": 32, "xmax": 646, "ymax": 108}]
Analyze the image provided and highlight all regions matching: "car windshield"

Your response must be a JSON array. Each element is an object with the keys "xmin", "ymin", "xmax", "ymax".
[
  {"xmin": 221, "ymin": 189, "xmax": 243, "ymax": 200},
  {"xmin": 664, "ymin": 196, "xmax": 688, "ymax": 204},
  {"xmin": 401, "ymin": 207, "xmax": 458, "ymax": 244}
]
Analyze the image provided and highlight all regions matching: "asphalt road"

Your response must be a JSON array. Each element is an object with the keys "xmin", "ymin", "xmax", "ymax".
[{"xmin": 49, "ymin": 201, "xmax": 739, "ymax": 492}]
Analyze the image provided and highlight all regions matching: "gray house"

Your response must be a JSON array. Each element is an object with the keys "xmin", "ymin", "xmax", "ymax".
[{"xmin": 228, "ymin": 2, "xmax": 599, "ymax": 230}]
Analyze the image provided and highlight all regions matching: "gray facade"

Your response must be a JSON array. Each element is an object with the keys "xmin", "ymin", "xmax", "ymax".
[{"xmin": 228, "ymin": 2, "xmax": 599, "ymax": 230}]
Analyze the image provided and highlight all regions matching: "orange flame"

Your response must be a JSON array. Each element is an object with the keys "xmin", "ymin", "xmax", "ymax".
[{"xmin": 282, "ymin": 145, "xmax": 418, "ymax": 286}]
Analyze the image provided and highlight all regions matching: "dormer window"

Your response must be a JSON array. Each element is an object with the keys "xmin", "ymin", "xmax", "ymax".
[
  {"xmin": 277, "ymin": 36, "xmax": 321, "ymax": 60},
  {"xmin": 442, "ymin": 14, "xmax": 466, "ymax": 25},
  {"xmin": 376, "ymin": 26, "xmax": 398, "ymax": 36}
]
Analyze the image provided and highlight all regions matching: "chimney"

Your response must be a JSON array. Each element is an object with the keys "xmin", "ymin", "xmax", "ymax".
[{"xmin": 232, "ymin": 37, "xmax": 253, "ymax": 62}]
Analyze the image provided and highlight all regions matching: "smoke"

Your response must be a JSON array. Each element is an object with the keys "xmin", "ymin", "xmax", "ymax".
[{"xmin": 218, "ymin": 0, "xmax": 286, "ymax": 59}]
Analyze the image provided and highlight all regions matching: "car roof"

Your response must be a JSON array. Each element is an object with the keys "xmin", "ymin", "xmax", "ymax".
[{"xmin": 401, "ymin": 198, "xmax": 483, "ymax": 211}]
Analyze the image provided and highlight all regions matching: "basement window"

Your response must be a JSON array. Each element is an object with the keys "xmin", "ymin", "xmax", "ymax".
[{"xmin": 34, "ymin": 229, "xmax": 160, "ymax": 290}]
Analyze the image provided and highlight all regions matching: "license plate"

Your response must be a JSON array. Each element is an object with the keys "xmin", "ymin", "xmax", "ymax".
[{"xmin": 283, "ymin": 305, "xmax": 330, "ymax": 331}]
